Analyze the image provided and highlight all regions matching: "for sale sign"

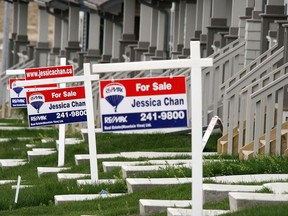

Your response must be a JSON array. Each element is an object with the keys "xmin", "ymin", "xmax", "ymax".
[
  {"xmin": 99, "ymin": 76, "xmax": 188, "ymax": 132},
  {"xmin": 26, "ymin": 86, "xmax": 87, "ymax": 127},
  {"xmin": 9, "ymin": 78, "xmax": 57, "ymax": 108}
]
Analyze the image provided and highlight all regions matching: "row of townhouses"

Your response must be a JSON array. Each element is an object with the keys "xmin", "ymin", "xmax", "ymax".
[{"xmin": 2, "ymin": 0, "xmax": 288, "ymax": 158}]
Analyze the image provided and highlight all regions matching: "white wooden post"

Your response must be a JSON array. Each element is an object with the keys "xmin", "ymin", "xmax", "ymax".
[
  {"xmin": 191, "ymin": 41, "xmax": 203, "ymax": 216},
  {"xmin": 58, "ymin": 58, "xmax": 66, "ymax": 167},
  {"xmin": 83, "ymin": 63, "xmax": 99, "ymax": 183}
]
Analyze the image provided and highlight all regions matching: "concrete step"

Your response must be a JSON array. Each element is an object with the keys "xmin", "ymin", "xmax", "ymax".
[
  {"xmin": 122, "ymin": 164, "xmax": 191, "ymax": 178},
  {"xmin": 32, "ymin": 148, "xmax": 55, "ymax": 152},
  {"xmin": 263, "ymin": 182, "xmax": 288, "ymax": 194},
  {"xmin": 0, "ymin": 137, "xmax": 34, "ymax": 142},
  {"xmin": 27, "ymin": 150, "xmax": 56, "ymax": 161},
  {"xmin": 37, "ymin": 167, "xmax": 71, "ymax": 177},
  {"xmin": 139, "ymin": 199, "xmax": 192, "ymax": 215},
  {"xmin": 203, "ymin": 184, "xmax": 262, "ymax": 204},
  {"xmin": 57, "ymin": 173, "xmax": 91, "ymax": 182},
  {"xmin": 104, "ymin": 159, "xmax": 193, "ymax": 172},
  {"xmin": 111, "ymin": 159, "xmax": 229, "ymax": 175},
  {"xmin": 77, "ymin": 179, "xmax": 117, "ymax": 186},
  {"xmin": 167, "ymin": 208, "xmax": 230, "ymax": 216},
  {"xmin": 103, "ymin": 161, "xmax": 147, "ymax": 172},
  {"xmin": 54, "ymin": 193, "xmax": 125, "ymax": 205},
  {"xmin": 229, "ymin": 192, "xmax": 288, "ymax": 211},
  {"xmin": 11, "ymin": 185, "xmax": 33, "ymax": 189},
  {"xmin": 0, "ymin": 159, "xmax": 27, "ymax": 168},
  {"xmin": 74, "ymin": 153, "xmax": 121, "ymax": 165},
  {"xmin": 119, "ymin": 151, "xmax": 192, "ymax": 159},
  {"xmin": 207, "ymin": 174, "xmax": 288, "ymax": 184},
  {"xmin": 56, "ymin": 138, "xmax": 83, "ymax": 149},
  {"xmin": 75, "ymin": 152, "xmax": 216, "ymax": 165},
  {"xmin": 0, "ymin": 180, "xmax": 16, "ymax": 185},
  {"xmin": 126, "ymin": 178, "xmax": 192, "ymax": 193}
]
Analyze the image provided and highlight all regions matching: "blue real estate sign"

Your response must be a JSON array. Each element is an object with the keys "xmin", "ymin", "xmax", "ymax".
[
  {"xmin": 99, "ymin": 76, "xmax": 188, "ymax": 132},
  {"xmin": 26, "ymin": 86, "xmax": 87, "ymax": 127}
]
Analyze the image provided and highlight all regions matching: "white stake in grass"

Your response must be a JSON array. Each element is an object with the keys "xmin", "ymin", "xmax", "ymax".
[{"xmin": 14, "ymin": 176, "xmax": 21, "ymax": 208}]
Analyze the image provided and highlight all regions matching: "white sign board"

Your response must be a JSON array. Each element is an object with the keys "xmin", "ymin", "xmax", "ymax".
[
  {"xmin": 26, "ymin": 86, "xmax": 87, "ymax": 127},
  {"xmin": 99, "ymin": 76, "xmax": 188, "ymax": 132}
]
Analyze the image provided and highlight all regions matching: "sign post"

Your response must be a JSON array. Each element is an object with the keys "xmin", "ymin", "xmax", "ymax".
[
  {"xmin": 190, "ymin": 42, "xmax": 203, "ymax": 216},
  {"xmin": 58, "ymin": 58, "xmax": 67, "ymax": 167}
]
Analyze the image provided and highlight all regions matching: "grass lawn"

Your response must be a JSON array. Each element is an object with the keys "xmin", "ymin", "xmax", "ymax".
[{"xmin": 0, "ymin": 120, "xmax": 287, "ymax": 215}]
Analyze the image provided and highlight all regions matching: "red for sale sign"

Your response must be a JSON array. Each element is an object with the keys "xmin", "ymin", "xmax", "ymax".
[{"xmin": 99, "ymin": 76, "xmax": 188, "ymax": 132}]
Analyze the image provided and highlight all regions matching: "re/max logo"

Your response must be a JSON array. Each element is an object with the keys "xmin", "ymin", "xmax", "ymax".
[{"xmin": 104, "ymin": 116, "xmax": 127, "ymax": 124}]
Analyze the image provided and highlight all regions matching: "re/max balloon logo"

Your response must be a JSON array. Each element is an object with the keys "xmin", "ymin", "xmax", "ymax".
[
  {"xmin": 29, "ymin": 93, "xmax": 45, "ymax": 113},
  {"xmin": 103, "ymin": 83, "xmax": 126, "ymax": 113}
]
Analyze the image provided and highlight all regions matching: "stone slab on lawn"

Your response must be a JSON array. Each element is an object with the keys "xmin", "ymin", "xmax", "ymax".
[
  {"xmin": 0, "ymin": 180, "xmax": 16, "ymax": 185},
  {"xmin": 203, "ymin": 184, "xmax": 262, "ymax": 204},
  {"xmin": 206, "ymin": 174, "xmax": 288, "ymax": 184},
  {"xmin": 54, "ymin": 193, "xmax": 125, "ymax": 205},
  {"xmin": 139, "ymin": 199, "xmax": 192, "ymax": 215},
  {"xmin": 27, "ymin": 150, "xmax": 56, "ymax": 161},
  {"xmin": 37, "ymin": 167, "xmax": 71, "ymax": 177},
  {"xmin": 167, "ymin": 208, "xmax": 230, "ymax": 216},
  {"xmin": 126, "ymin": 178, "xmax": 192, "ymax": 193},
  {"xmin": 57, "ymin": 173, "xmax": 91, "ymax": 182},
  {"xmin": 263, "ymin": 182, "xmax": 288, "ymax": 194},
  {"xmin": 77, "ymin": 179, "xmax": 117, "ymax": 186},
  {"xmin": 0, "ymin": 159, "xmax": 27, "ymax": 168},
  {"xmin": 229, "ymin": 192, "xmax": 288, "ymax": 211},
  {"xmin": 74, "ymin": 153, "xmax": 121, "ymax": 165},
  {"xmin": 122, "ymin": 164, "xmax": 191, "ymax": 178}
]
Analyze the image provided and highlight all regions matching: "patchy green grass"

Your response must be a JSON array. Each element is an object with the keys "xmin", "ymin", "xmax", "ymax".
[{"xmin": 0, "ymin": 121, "xmax": 286, "ymax": 216}]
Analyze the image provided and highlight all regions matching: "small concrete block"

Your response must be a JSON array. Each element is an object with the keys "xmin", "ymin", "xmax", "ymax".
[
  {"xmin": 57, "ymin": 173, "xmax": 90, "ymax": 182},
  {"xmin": 0, "ymin": 180, "xmax": 16, "ymax": 185},
  {"xmin": 167, "ymin": 208, "xmax": 230, "ymax": 216},
  {"xmin": 28, "ymin": 150, "xmax": 56, "ymax": 161},
  {"xmin": 11, "ymin": 185, "xmax": 33, "ymax": 189},
  {"xmin": 32, "ymin": 148, "xmax": 55, "ymax": 152},
  {"xmin": 203, "ymin": 184, "xmax": 262, "ymax": 204},
  {"xmin": 0, "ymin": 159, "xmax": 27, "ymax": 168},
  {"xmin": 77, "ymin": 179, "xmax": 117, "ymax": 186},
  {"xmin": 229, "ymin": 192, "xmax": 288, "ymax": 211},
  {"xmin": 37, "ymin": 167, "xmax": 71, "ymax": 177},
  {"xmin": 103, "ymin": 161, "xmax": 147, "ymax": 172},
  {"xmin": 139, "ymin": 199, "xmax": 192, "ymax": 215},
  {"xmin": 41, "ymin": 138, "xmax": 55, "ymax": 143},
  {"xmin": 126, "ymin": 178, "xmax": 192, "ymax": 193},
  {"xmin": 25, "ymin": 144, "xmax": 36, "ymax": 148},
  {"xmin": 54, "ymin": 193, "xmax": 125, "ymax": 205},
  {"xmin": 263, "ymin": 182, "xmax": 288, "ymax": 194}
]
